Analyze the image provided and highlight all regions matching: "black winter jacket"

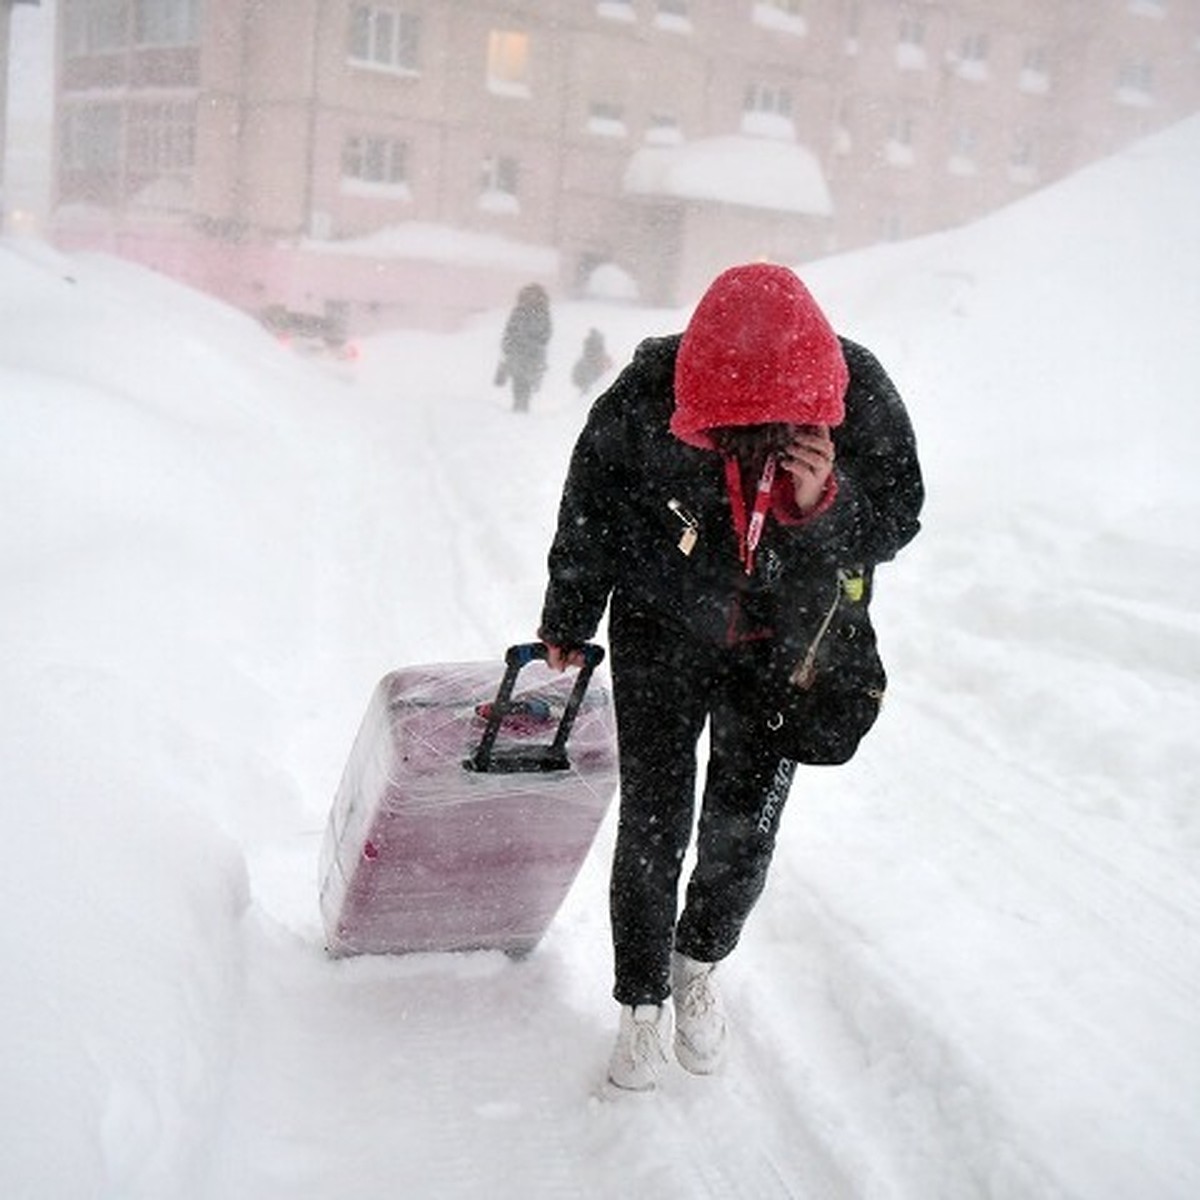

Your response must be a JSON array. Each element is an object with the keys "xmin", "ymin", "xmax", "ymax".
[{"xmin": 539, "ymin": 334, "xmax": 923, "ymax": 683}]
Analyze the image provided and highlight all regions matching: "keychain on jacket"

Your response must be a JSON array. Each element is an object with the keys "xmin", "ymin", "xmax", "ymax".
[{"xmin": 724, "ymin": 454, "xmax": 776, "ymax": 576}]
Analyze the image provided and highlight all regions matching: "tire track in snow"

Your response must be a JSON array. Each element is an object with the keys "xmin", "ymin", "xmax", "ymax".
[{"xmin": 411, "ymin": 395, "xmax": 564, "ymax": 654}]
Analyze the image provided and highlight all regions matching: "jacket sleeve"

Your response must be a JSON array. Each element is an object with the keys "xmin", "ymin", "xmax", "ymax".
[
  {"xmin": 537, "ymin": 371, "xmax": 635, "ymax": 646},
  {"xmin": 796, "ymin": 339, "xmax": 924, "ymax": 566}
]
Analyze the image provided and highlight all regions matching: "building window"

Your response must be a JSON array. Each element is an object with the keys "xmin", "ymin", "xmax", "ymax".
[
  {"xmin": 342, "ymin": 134, "xmax": 409, "ymax": 188},
  {"xmin": 832, "ymin": 97, "xmax": 853, "ymax": 155},
  {"xmin": 479, "ymin": 154, "xmax": 520, "ymax": 213},
  {"xmin": 587, "ymin": 101, "xmax": 627, "ymax": 138},
  {"xmin": 1009, "ymin": 133, "xmax": 1039, "ymax": 184},
  {"xmin": 896, "ymin": 16, "xmax": 926, "ymax": 70},
  {"xmin": 752, "ymin": 1, "xmax": 807, "ymax": 36},
  {"xmin": 60, "ymin": 104, "xmax": 122, "ymax": 171},
  {"xmin": 487, "ymin": 30, "xmax": 531, "ymax": 96},
  {"xmin": 1116, "ymin": 60, "xmax": 1155, "ymax": 106},
  {"xmin": 947, "ymin": 125, "xmax": 979, "ymax": 175},
  {"xmin": 1127, "ymin": 0, "xmax": 1166, "ymax": 16},
  {"xmin": 596, "ymin": 0, "xmax": 636, "ymax": 22},
  {"xmin": 955, "ymin": 32, "xmax": 990, "ymax": 82},
  {"xmin": 63, "ymin": 0, "xmax": 126, "ymax": 56},
  {"xmin": 127, "ymin": 101, "xmax": 196, "ymax": 171},
  {"xmin": 348, "ymin": 5, "xmax": 421, "ymax": 72},
  {"xmin": 880, "ymin": 210, "xmax": 905, "ymax": 241},
  {"xmin": 645, "ymin": 113, "xmax": 683, "ymax": 145},
  {"xmin": 135, "ymin": 0, "xmax": 199, "ymax": 48},
  {"xmin": 885, "ymin": 115, "xmax": 916, "ymax": 167},
  {"xmin": 655, "ymin": 1, "xmax": 692, "ymax": 33},
  {"xmin": 742, "ymin": 82, "xmax": 795, "ymax": 139},
  {"xmin": 843, "ymin": 0, "xmax": 860, "ymax": 53},
  {"xmin": 744, "ymin": 82, "xmax": 792, "ymax": 118},
  {"xmin": 1020, "ymin": 46, "xmax": 1051, "ymax": 95}
]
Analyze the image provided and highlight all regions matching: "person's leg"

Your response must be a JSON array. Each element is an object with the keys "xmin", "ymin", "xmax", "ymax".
[
  {"xmin": 668, "ymin": 669, "xmax": 796, "ymax": 1074},
  {"xmin": 512, "ymin": 375, "xmax": 531, "ymax": 412},
  {"xmin": 608, "ymin": 609, "xmax": 714, "ymax": 1006},
  {"xmin": 674, "ymin": 676, "xmax": 797, "ymax": 965}
]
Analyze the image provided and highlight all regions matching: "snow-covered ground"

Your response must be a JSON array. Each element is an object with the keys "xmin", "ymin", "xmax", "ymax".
[{"xmin": 2, "ymin": 115, "xmax": 1198, "ymax": 1200}]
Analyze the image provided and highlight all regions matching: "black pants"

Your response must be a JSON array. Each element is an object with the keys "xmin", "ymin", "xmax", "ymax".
[{"xmin": 608, "ymin": 606, "xmax": 797, "ymax": 1006}]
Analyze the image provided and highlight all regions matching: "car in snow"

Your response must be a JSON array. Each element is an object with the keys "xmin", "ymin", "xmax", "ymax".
[{"xmin": 260, "ymin": 305, "xmax": 360, "ymax": 362}]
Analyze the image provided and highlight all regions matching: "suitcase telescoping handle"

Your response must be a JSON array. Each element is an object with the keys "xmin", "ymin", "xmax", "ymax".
[{"xmin": 464, "ymin": 642, "xmax": 605, "ymax": 774}]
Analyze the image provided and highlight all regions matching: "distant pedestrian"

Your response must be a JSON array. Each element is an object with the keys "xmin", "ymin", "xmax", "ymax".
[
  {"xmin": 571, "ymin": 328, "xmax": 613, "ymax": 396},
  {"xmin": 496, "ymin": 284, "xmax": 552, "ymax": 412}
]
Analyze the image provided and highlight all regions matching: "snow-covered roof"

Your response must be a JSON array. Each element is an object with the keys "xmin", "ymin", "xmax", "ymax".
[
  {"xmin": 297, "ymin": 221, "xmax": 559, "ymax": 273},
  {"xmin": 623, "ymin": 135, "xmax": 833, "ymax": 217}
]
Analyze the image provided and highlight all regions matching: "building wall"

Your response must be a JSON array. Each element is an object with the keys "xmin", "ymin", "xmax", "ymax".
[{"xmin": 48, "ymin": 0, "xmax": 1200, "ymax": 330}]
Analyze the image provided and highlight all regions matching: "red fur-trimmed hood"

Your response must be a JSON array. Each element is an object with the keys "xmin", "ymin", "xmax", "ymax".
[{"xmin": 671, "ymin": 263, "xmax": 848, "ymax": 448}]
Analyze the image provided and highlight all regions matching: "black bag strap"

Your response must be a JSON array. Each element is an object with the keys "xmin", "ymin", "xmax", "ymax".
[{"xmin": 464, "ymin": 642, "xmax": 605, "ymax": 774}]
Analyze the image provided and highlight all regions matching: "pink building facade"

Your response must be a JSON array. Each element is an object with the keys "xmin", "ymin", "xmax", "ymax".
[{"xmin": 49, "ymin": 0, "xmax": 1200, "ymax": 331}]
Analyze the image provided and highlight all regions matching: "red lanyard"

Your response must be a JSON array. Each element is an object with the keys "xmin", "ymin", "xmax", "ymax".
[{"xmin": 724, "ymin": 454, "xmax": 776, "ymax": 575}]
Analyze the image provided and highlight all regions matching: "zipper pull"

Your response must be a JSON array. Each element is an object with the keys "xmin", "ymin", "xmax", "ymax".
[{"xmin": 667, "ymin": 498, "xmax": 699, "ymax": 556}]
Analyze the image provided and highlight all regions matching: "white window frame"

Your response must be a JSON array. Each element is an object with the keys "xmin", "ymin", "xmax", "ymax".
[
  {"xmin": 1116, "ymin": 59, "xmax": 1155, "ymax": 106},
  {"xmin": 348, "ymin": 5, "xmax": 421, "ymax": 73},
  {"xmin": 742, "ymin": 81, "xmax": 796, "ymax": 139},
  {"xmin": 744, "ymin": 81, "xmax": 793, "ymax": 119},
  {"xmin": 954, "ymin": 32, "xmax": 990, "ymax": 82},
  {"xmin": 135, "ymin": 0, "xmax": 200, "ymax": 48},
  {"xmin": 587, "ymin": 100, "xmax": 628, "ymax": 138},
  {"xmin": 63, "ymin": 0, "xmax": 127, "ymax": 57},
  {"xmin": 479, "ymin": 154, "xmax": 520, "ymax": 213},
  {"xmin": 342, "ymin": 134, "xmax": 409, "ymax": 186},
  {"xmin": 645, "ymin": 113, "xmax": 683, "ymax": 145}
]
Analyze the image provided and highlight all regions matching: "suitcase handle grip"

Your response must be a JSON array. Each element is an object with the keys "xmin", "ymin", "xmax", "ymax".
[{"xmin": 465, "ymin": 642, "xmax": 605, "ymax": 774}]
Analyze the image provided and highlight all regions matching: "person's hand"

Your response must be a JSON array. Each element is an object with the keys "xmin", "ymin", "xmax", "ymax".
[
  {"xmin": 543, "ymin": 642, "xmax": 586, "ymax": 672},
  {"xmin": 778, "ymin": 424, "xmax": 836, "ymax": 514}
]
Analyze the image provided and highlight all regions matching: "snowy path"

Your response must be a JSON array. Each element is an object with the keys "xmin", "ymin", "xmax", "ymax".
[
  {"xmin": 201, "ymin": 902, "xmax": 855, "ymax": 1200},
  {"xmin": 195, "ymin": 308, "xmax": 1200, "ymax": 1199}
]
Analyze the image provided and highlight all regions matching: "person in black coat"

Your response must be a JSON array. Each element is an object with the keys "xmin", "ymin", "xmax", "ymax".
[
  {"xmin": 497, "ymin": 283, "xmax": 552, "ymax": 412},
  {"xmin": 571, "ymin": 327, "xmax": 613, "ymax": 396},
  {"xmin": 537, "ymin": 262, "xmax": 923, "ymax": 1091}
]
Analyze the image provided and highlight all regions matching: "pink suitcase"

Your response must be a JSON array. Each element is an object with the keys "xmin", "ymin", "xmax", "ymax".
[{"xmin": 319, "ymin": 644, "xmax": 618, "ymax": 957}]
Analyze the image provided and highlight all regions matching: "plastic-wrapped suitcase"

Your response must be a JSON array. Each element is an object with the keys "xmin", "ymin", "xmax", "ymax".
[{"xmin": 319, "ymin": 643, "xmax": 617, "ymax": 957}]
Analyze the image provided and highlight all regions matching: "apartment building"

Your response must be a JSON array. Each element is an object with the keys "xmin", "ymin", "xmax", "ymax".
[{"xmin": 49, "ymin": 0, "xmax": 1200, "ymax": 331}]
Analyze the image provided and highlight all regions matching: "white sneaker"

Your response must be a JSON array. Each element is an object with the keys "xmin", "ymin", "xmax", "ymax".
[
  {"xmin": 672, "ymin": 952, "xmax": 727, "ymax": 1074},
  {"xmin": 607, "ymin": 1004, "xmax": 671, "ymax": 1091}
]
